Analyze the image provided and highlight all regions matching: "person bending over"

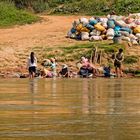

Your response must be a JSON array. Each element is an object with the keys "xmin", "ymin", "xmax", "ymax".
[{"xmin": 27, "ymin": 52, "xmax": 37, "ymax": 78}]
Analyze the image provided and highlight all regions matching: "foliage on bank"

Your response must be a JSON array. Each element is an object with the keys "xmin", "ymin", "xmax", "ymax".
[
  {"xmin": 52, "ymin": 0, "xmax": 140, "ymax": 15},
  {"xmin": 33, "ymin": 42, "xmax": 125, "ymax": 63},
  {"xmin": 3, "ymin": 0, "xmax": 140, "ymax": 15},
  {"xmin": 0, "ymin": 1, "xmax": 38, "ymax": 27},
  {"xmin": 0, "ymin": 0, "xmax": 139, "ymax": 27}
]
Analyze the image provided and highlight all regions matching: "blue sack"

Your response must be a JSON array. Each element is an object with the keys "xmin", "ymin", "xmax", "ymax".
[
  {"xmin": 114, "ymin": 31, "xmax": 121, "ymax": 37},
  {"xmin": 89, "ymin": 20, "xmax": 98, "ymax": 26},
  {"xmin": 120, "ymin": 27, "xmax": 132, "ymax": 34},
  {"xmin": 85, "ymin": 24, "xmax": 94, "ymax": 31},
  {"xmin": 107, "ymin": 19, "xmax": 115, "ymax": 28},
  {"xmin": 71, "ymin": 28, "xmax": 76, "ymax": 33},
  {"xmin": 114, "ymin": 26, "xmax": 121, "ymax": 31}
]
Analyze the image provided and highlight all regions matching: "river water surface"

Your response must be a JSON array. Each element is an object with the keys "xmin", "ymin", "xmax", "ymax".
[{"xmin": 0, "ymin": 78, "xmax": 140, "ymax": 140}]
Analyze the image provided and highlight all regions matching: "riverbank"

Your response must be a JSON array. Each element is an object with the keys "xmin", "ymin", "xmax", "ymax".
[{"xmin": 0, "ymin": 15, "xmax": 140, "ymax": 78}]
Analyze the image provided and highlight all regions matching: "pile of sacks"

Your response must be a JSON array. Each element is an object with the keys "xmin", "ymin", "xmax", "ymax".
[{"xmin": 67, "ymin": 13, "xmax": 140, "ymax": 45}]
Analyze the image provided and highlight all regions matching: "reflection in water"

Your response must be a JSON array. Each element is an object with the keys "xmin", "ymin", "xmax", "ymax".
[
  {"xmin": 0, "ymin": 79, "xmax": 140, "ymax": 140},
  {"xmin": 114, "ymin": 80, "xmax": 123, "ymax": 98},
  {"xmin": 82, "ymin": 80, "xmax": 90, "ymax": 114},
  {"xmin": 90, "ymin": 79, "xmax": 103, "ymax": 114},
  {"xmin": 108, "ymin": 80, "xmax": 123, "ymax": 115},
  {"xmin": 29, "ymin": 79, "xmax": 38, "ymax": 94},
  {"xmin": 51, "ymin": 78, "xmax": 57, "ymax": 96},
  {"xmin": 29, "ymin": 79, "xmax": 38, "ymax": 104}
]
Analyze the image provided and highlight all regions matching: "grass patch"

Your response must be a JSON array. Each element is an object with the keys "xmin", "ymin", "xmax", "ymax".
[
  {"xmin": 124, "ymin": 55, "xmax": 139, "ymax": 64},
  {"xmin": 36, "ymin": 42, "xmax": 125, "ymax": 64},
  {"xmin": 0, "ymin": 1, "xmax": 38, "ymax": 27},
  {"xmin": 124, "ymin": 69, "xmax": 140, "ymax": 76},
  {"xmin": 97, "ymin": 43, "xmax": 125, "ymax": 53}
]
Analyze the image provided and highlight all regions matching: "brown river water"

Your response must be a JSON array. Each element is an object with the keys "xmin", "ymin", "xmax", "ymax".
[{"xmin": 0, "ymin": 78, "xmax": 140, "ymax": 140}]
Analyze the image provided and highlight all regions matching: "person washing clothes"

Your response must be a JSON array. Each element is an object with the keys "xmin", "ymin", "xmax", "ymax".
[
  {"xmin": 27, "ymin": 52, "xmax": 37, "ymax": 78},
  {"xmin": 50, "ymin": 58, "xmax": 57, "ymax": 77}
]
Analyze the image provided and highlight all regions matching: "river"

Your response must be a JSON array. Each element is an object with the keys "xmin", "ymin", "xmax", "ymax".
[{"xmin": 0, "ymin": 78, "xmax": 140, "ymax": 140}]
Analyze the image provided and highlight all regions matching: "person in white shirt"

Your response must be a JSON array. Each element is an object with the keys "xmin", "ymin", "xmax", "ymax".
[{"xmin": 27, "ymin": 52, "xmax": 37, "ymax": 78}]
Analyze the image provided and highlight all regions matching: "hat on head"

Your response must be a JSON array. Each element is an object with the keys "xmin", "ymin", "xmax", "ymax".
[{"xmin": 62, "ymin": 64, "xmax": 68, "ymax": 69}]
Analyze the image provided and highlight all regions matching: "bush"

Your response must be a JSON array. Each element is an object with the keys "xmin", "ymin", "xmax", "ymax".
[
  {"xmin": 51, "ymin": 0, "xmax": 140, "ymax": 15},
  {"xmin": 32, "ymin": 1, "xmax": 49, "ymax": 13},
  {"xmin": 2, "ymin": 0, "xmax": 140, "ymax": 15},
  {"xmin": 112, "ymin": 0, "xmax": 140, "ymax": 15}
]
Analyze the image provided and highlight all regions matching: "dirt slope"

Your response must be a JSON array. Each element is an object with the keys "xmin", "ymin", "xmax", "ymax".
[
  {"xmin": 0, "ymin": 15, "xmax": 87, "ymax": 72},
  {"xmin": 0, "ymin": 15, "xmax": 139, "ymax": 74}
]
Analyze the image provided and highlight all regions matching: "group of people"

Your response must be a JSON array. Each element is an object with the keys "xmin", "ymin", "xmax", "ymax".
[
  {"xmin": 103, "ymin": 48, "xmax": 124, "ymax": 78},
  {"xmin": 27, "ymin": 52, "xmax": 71, "ymax": 78},
  {"xmin": 76, "ymin": 48, "xmax": 124, "ymax": 78},
  {"xmin": 27, "ymin": 52, "xmax": 56, "ymax": 78},
  {"xmin": 27, "ymin": 48, "xmax": 124, "ymax": 79}
]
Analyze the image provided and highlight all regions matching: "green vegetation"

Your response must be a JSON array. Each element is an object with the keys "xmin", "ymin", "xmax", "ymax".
[
  {"xmin": 52, "ymin": 0, "xmax": 140, "ymax": 15},
  {"xmin": 1, "ymin": 0, "xmax": 140, "ymax": 15},
  {"xmin": 124, "ymin": 69, "xmax": 140, "ymax": 76},
  {"xmin": 124, "ymin": 55, "xmax": 139, "ymax": 64},
  {"xmin": 0, "ymin": 0, "xmax": 139, "ymax": 26},
  {"xmin": 0, "ymin": 1, "xmax": 38, "ymax": 27},
  {"xmin": 50, "ymin": 0, "xmax": 140, "ymax": 15},
  {"xmin": 33, "ymin": 42, "xmax": 125, "ymax": 63}
]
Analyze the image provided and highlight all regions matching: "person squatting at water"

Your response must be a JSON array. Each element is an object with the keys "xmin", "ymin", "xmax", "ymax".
[
  {"xmin": 114, "ymin": 48, "xmax": 124, "ymax": 78},
  {"xmin": 40, "ymin": 58, "xmax": 57, "ymax": 78},
  {"xmin": 59, "ymin": 64, "xmax": 69, "ymax": 78},
  {"xmin": 50, "ymin": 58, "xmax": 57, "ymax": 77},
  {"xmin": 77, "ymin": 56, "xmax": 98, "ymax": 78},
  {"xmin": 103, "ymin": 65, "xmax": 116, "ymax": 78},
  {"xmin": 27, "ymin": 52, "xmax": 37, "ymax": 78}
]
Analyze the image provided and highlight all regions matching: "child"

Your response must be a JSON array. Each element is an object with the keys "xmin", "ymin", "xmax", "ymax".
[{"xmin": 114, "ymin": 48, "xmax": 124, "ymax": 77}]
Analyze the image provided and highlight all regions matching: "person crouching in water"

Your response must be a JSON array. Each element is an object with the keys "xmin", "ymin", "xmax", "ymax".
[
  {"xmin": 50, "ymin": 58, "xmax": 57, "ymax": 77},
  {"xmin": 59, "ymin": 64, "xmax": 69, "ymax": 78},
  {"xmin": 79, "ymin": 57, "xmax": 97, "ymax": 77},
  {"xmin": 114, "ymin": 48, "xmax": 124, "ymax": 78},
  {"xmin": 27, "ymin": 52, "xmax": 37, "ymax": 78}
]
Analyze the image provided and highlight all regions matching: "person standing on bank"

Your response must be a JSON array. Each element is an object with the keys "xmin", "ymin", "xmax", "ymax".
[
  {"xmin": 114, "ymin": 48, "xmax": 124, "ymax": 78},
  {"xmin": 27, "ymin": 52, "xmax": 37, "ymax": 78}
]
